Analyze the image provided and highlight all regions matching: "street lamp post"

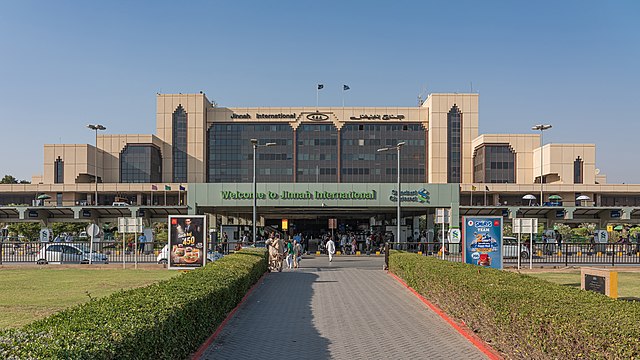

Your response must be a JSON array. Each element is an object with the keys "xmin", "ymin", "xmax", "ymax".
[
  {"xmin": 532, "ymin": 124, "xmax": 552, "ymax": 206},
  {"xmin": 251, "ymin": 139, "xmax": 276, "ymax": 244},
  {"xmin": 378, "ymin": 142, "xmax": 406, "ymax": 244},
  {"xmin": 87, "ymin": 124, "xmax": 106, "ymax": 205}
]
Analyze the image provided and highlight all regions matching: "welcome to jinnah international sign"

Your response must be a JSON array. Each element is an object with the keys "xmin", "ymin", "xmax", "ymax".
[
  {"xmin": 187, "ymin": 183, "xmax": 460, "ymax": 208},
  {"xmin": 221, "ymin": 190, "xmax": 377, "ymax": 200}
]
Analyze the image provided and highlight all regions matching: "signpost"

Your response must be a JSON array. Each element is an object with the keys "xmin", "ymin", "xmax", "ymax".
[
  {"xmin": 168, "ymin": 215, "xmax": 207, "ymax": 270},
  {"xmin": 436, "ymin": 208, "xmax": 451, "ymax": 259},
  {"xmin": 513, "ymin": 218, "xmax": 538, "ymax": 269},
  {"xmin": 328, "ymin": 218, "xmax": 337, "ymax": 243},
  {"xmin": 463, "ymin": 216, "xmax": 503, "ymax": 269},
  {"xmin": 118, "ymin": 217, "xmax": 143, "ymax": 269},
  {"xmin": 87, "ymin": 223, "xmax": 101, "ymax": 265}
]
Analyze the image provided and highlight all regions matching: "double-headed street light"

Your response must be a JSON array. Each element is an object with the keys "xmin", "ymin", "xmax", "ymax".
[
  {"xmin": 532, "ymin": 124, "xmax": 552, "ymax": 205},
  {"xmin": 251, "ymin": 139, "xmax": 276, "ymax": 244},
  {"xmin": 378, "ymin": 141, "xmax": 406, "ymax": 244},
  {"xmin": 87, "ymin": 124, "xmax": 106, "ymax": 205}
]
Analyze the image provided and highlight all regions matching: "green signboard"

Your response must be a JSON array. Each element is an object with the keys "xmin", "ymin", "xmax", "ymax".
[{"xmin": 187, "ymin": 183, "xmax": 459, "ymax": 208}]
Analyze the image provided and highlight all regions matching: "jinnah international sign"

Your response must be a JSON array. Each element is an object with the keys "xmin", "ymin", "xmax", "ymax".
[
  {"xmin": 187, "ymin": 183, "xmax": 460, "ymax": 209},
  {"xmin": 221, "ymin": 190, "xmax": 377, "ymax": 201}
]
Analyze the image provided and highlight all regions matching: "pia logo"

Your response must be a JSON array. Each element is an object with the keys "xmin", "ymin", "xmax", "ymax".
[{"xmin": 306, "ymin": 113, "xmax": 329, "ymax": 121}]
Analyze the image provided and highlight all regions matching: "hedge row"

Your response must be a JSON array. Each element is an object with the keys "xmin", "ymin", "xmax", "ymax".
[
  {"xmin": 389, "ymin": 252, "xmax": 640, "ymax": 360},
  {"xmin": 0, "ymin": 249, "xmax": 268, "ymax": 360}
]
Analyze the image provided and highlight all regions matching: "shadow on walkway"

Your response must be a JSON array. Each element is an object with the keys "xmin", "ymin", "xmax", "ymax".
[{"xmin": 200, "ymin": 270, "xmax": 330, "ymax": 360}]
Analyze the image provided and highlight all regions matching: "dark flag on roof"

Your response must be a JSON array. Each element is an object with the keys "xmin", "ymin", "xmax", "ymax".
[
  {"xmin": 317, "ymin": 84, "xmax": 324, "ymax": 90},
  {"xmin": 343, "ymin": 85, "xmax": 350, "ymax": 91}
]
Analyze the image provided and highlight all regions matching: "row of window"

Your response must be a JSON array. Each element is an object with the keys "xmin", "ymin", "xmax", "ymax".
[{"xmin": 297, "ymin": 168, "xmax": 338, "ymax": 175}]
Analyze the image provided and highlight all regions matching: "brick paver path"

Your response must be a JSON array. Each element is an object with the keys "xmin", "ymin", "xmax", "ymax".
[{"xmin": 199, "ymin": 256, "xmax": 489, "ymax": 360}]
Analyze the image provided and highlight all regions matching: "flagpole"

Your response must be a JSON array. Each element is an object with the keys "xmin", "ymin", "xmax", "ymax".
[
  {"xmin": 316, "ymin": 86, "xmax": 319, "ymax": 110},
  {"xmin": 151, "ymin": 189, "xmax": 153, "ymax": 206},
  {"xmin": 470, "ymin": 186, "xmax": 473, "ymax": 206},
  {"xmin": 164, "ymin": 188, "xmax": 167, "ymax": 206},
  {"xmin": 484, "ymin": 186, "xmax": 488, "ymax": 206}
]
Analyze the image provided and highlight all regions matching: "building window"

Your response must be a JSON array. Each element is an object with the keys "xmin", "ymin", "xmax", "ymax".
[
  {"xmin": 207, "ymin": 123, "xmax": 293, "ymax": 183},
  {"xmin": 54, "ymin": 156, "xmax": 64, "ymax": 184},
  {"xmin": 473, "ymin": 144, "xmax": 515, "ymax": 183},
  {"xmin": 120, "ymin": 144, "xmax": 163, "ymax": 183},
  {"xmin": 341, "ymin": 123, "xmax": 426, "ymax": 183},
  {"xmin": 56, "ymin": 193, "xmax": 63, "ymax": 206},
  {"xmin": 172, "ymin": 105, "xmax": 188, "ymax": 182},
  {"xmin": 574, "ymin": 156, "xmax": 583, "ymax": 184},
  {"xmin": 447, "ymin": 105, "xmax": 462, "ymax": 183},
  {"xmin": 297, "ymin": 124, "xmax": 339, "ymax": 183}
]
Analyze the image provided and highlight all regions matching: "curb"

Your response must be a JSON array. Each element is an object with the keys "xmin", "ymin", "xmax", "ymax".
[
  {"xmin": 388, "ymin": 271, "xmax": 503, "ymax": 360},
  {"xmin": 191, "ymin": 272, "xmax": 267, "ymax": 360}
]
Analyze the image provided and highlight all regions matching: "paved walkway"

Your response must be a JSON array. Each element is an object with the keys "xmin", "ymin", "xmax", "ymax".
[{"xmin": 198, "ymin": 256, "xmax": 489, "ymax": 360}]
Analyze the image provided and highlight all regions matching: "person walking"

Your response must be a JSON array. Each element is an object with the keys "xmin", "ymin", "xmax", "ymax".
[
  {"xmin": 326, "ymin": 236, "xmax": 336, "ymax": 263},
  {"xmin": 293, "ymin": 240, "xmax": 302, "ymax": 268},
  {"xmin": 285, "ymin": 239, "xmax": 294, "ymax": 269}
]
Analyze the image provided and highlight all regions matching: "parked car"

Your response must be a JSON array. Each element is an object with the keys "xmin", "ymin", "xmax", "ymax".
[
  {"xmin": 157, "ymin": 244, "xmax": 222, "ymax": 264},
  {"xmin": 503, "ymin": 236, "xmax": 530, "ymax": 259},
  {"xmin": 36, "ymin": 243, "xmax": 108, "ymax": 264}
]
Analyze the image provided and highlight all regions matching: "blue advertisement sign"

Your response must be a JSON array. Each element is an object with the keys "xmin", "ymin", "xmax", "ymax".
[{"xmin": 463, "ymin": 216, "xmax": 503, "ymax": 269}]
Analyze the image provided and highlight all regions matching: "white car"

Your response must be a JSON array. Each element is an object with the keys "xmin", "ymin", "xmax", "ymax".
[
  {"xmin": 503, "ymin": 236, "xmax": 530, "ymax": 259},
  {"xmin": 156, "ymin": 244, "xmax": 222, "ymax": 264},
  {"xmin": 36, "ymin": 243, "xmax": 108, "ymax": 264}
]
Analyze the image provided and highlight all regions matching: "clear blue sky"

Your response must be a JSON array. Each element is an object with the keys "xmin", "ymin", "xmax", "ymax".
[{"xmin": 1, "ymin": 1, "xmax": 639, "ymax": 183}]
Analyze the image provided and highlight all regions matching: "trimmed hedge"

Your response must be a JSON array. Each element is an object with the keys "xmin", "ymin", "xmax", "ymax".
[
  {"xmin": 0, "ymin": 249, "xmax": 267, "ymax": 360},
  {"xmin": 389, "ymin": 252, "xmax": 640, "ymax": 360}
]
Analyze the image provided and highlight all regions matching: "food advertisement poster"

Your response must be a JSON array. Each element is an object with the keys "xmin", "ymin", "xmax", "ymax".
[
  {"xmin": 168, "ymin": 215, "xmax": 207, "ymax": 270},
  {"xmin": 463, "ymin": 216, "xmax": 503, "ymax": 269}
]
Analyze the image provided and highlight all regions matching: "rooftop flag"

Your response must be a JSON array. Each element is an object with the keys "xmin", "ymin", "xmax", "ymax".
[
  {"xmin": 317, "ymin": 84, "xmax": 324, "ymax": 90},
  {"xmin": 165, "ymin": 185, "xmax": 172, "ymax": 191},
  {"xmin": 179, "ymin": 185, "xmax": 186, "ymax": 191},
  {"xmin": 343, "ymin": 84, "xmax": 350, "ymax": 91},
  {"xmin": 151, "ymin": 184, "xmax": 158, "ymax": 190}
]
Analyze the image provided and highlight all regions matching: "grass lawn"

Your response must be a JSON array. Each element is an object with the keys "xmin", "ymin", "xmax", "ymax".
[
  {"xmin": 0, "ymin": 267, "xmax": 178, "ymax": 329},
  {"xmin": 529, "ymin": 270, "xmax": 640, "ymax": 299}
]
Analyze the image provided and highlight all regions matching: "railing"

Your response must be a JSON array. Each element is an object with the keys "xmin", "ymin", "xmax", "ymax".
[
  {"xmin": 0, "ymin": 240, "xmax": 266, "ymax": 264},
  {"xmin": 375, "ymin": 241, "xmax": 640, "ymax": 269},
  {"xmin": 0, "ymin": 241, "xmax": 167, "ymax": 264}
]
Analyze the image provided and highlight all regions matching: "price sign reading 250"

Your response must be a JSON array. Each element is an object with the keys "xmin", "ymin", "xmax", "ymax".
[{"xmin": 182, "ymin": 235, "xmax": 195, "ymax": 246}]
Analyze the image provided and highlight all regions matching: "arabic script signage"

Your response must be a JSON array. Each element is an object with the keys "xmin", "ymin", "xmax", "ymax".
[{"xmin": 349, "ymin": 114, "xmax": 405, "ymax": 120}]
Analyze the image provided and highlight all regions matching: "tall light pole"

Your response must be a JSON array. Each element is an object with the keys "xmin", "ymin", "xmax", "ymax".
[
  {"xmin": 532, "ymin": 124, "xmax": 552, "ymax": 205},
  {"xmin": 378, "ymin": 141, "xmax": 406, "ymax": 244},
  {"xmin": 87, "ymin": 124, "xmax": 106, "ymax": 205},
  {"xmin": 251, "ymin": 139, "xmax": 276, "ymax": 244}
]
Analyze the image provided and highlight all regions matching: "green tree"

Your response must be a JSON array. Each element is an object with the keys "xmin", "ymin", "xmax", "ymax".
[
  {"xmin": 154, "ymin": 221, "xmax": 168, "ymax": 242},
  {"xmin": 0, "ymin": 175, "xmax": 30, "ymax": 184},
  {"xmin": 51, "ymin": 222, "xmax": 89, "ymax": 237},
  {"xmin": 7, "ymin": 223, "xmax": 41, "ymax": 241},
  {"xmin": 0, "ymin": 175, "xmax": 18, "ymax": 184}
]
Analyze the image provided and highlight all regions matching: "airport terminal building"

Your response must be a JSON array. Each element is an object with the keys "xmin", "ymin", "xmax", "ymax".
[{"xmin": 2, "ymin": 92, "xmax": 639, "ymax": 239}]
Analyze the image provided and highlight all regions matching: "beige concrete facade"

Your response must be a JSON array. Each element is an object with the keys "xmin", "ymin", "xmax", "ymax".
[
  {"xmin": 472, "ymin": 134, "xmax": 540, "ymax": 184},
  {"xmin": 11, "ymin": 91, "xmax": 633, "ymax": 209},
  {"xmin": 423, "ymin": 93, "xmax": 479, "ymax": 184},
  {"xmin": 532, "ymin": 144, "xmax": 597, "ymax": 185}
]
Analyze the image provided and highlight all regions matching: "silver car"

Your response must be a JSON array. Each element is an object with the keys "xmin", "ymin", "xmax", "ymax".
[
  {"xmin": 36, "ymin": 243, "xmax": 108, "ymax": 264},
  {"xmin": 503, "ymin": 236, "xmax": 530, "ymax": 259}
]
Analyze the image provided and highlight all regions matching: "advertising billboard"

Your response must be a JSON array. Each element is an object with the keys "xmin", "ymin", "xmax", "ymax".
[
  {"xmin": 463, "ymin": 216, "xmax": 503, "ymax": 269},
  {"xmin": 168, "ymin": 215, "xmax": 207, "ymax": 270}
]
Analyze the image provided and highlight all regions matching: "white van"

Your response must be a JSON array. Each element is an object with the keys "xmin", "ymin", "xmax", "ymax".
[{"xmin": 112, "ymin": 202, "xmax": 130, "ymax": 207}]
